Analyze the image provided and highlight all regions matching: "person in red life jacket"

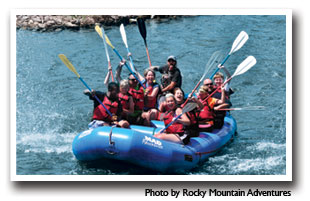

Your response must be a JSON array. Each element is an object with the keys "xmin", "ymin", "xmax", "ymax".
[
  {"xmin": 85, "ymin": 82, "xmax": 129, "ymax": 129},
  {"xmin": 118, "ymin": 79, "xmax": 134, "ymax": 120},
  {"xmin": 154, "ymin": 93, "xmax": 191, "ymax": 144},
  {"xmin": 115, "ymin": 60, "xmax": 145, "ymax": 125},
  {"xmin": 196, "ymin": 84, "xmax": 225, "ymax": 132},
  {"xmin": 127, "ymin": 73, "xmax": 145, "ymax": 125},
  {"xmin": 203, "ymin": 77, "xmax": 232, "ymax": 129},
  {"xmin": 140, "ymin": 69, "xmax": 160, "ymax": 126},
  {"xmin": 142, "ymin": 69, "xmax": 159, "ymax": 110}
]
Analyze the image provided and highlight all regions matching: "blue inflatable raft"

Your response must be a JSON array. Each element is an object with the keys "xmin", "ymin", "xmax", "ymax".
[{"xmin": 72, "ymin": 114, "xmax": 237, "ymax": 173}]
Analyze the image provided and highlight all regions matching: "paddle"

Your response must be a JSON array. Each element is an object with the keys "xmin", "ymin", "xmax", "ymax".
[
  {"xmin": 137, "ymin": 18, "xmax": 152, "ymax": 67},
  {"xmin": 205, "ymin": 55, "xmax": 257, "ymax": 101},
  {"xmin": 103, "ymin": 33, "xmax": 146, "ymax": 89},
  {"xmin": 182, "ymin": 51, "xmax": 223, "ymax": 106},
  {"xmin": 218, "ymin": 106, "xmax": 265, "ymax": 111},
  {"xmin": 159, "ymin": 102, "xmax": 198, "ymax": 134},
  {"xmin": 95, "ymin": 25, "xmax": 114, "ymax": 81},
  {"xmin": 120, "ymin": 24, "xmax": 136, "ymax": 72},
  {"xmin": 209, "ymin": 31, "xmax": 249, "ymax": 79},
  {"xmin": 58, "ymin": 54, "xmax": 113, "ymax": 117}
]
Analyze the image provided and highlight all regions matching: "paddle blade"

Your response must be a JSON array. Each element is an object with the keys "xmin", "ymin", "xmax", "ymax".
[
  {"xmin": 203, "ymin": 51, "xmax": 223, "ymax": 79},
  {"xmin": 230, "ymin": 31, "xmax": 249, "ymax": 54},
  {"xmin": 95, "ymin": 25, "xmax": 103, "ymax": 38},
  {"xmin": 182, "ymin": 102, "xmax": 198, "ymax": 113},
  {"xmin": 120, "ymin": 24, "xmax": 128, "ymax": 48},
  {"xmin": 58, "ymin": 54, "xmax": 80, "ymax": 78},
  {"xmin": 137, "ymin": 18, "xmax": 147, "ymax": 39},
  {"xmin": 232, "ymin": 56, "xmax": 256, "ymax": 77},
  {"xmin": 104, "ymin": 34, "xmax": 114, "ymax": 49}
]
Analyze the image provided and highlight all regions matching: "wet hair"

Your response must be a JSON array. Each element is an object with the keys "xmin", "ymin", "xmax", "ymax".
[
  {"xmin": 173, "ymin": 87, "xmax": 185, "ymax": 97},
  {"xmin": 213, "ymin": 72, "xmax": 224, "ymax": 80},
  {"xmin": 143, "ymin": 68, "xmax": 156, "ymax": 77},
  {"xmin": 119, "ymin": 79, "xmax": 129, "ymax": 89},
  {"xmin": 108, "ymin": 82, "xmax": 120, "ymax": 93}
]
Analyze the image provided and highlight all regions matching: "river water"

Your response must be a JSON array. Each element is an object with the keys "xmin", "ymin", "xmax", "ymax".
[{"xmin": 15, "ymin": 15, "xmax": 287, "ymax": 176}]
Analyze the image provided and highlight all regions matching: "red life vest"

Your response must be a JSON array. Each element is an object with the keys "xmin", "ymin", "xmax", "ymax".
[
  {"xmin": 118, "ymin": 92, "xmax": 131, "ymax": 110},
  {"xmin": 144, "ymin": 84, "xmax": 157, "ymax": 109},
  {"xmin": 92, "ymin": 96, "xmax": 119, "ymax": 122},
  {"xmin": 197, "ymin": 97, "xmax": 216, "ymax": 124},
  {"xmin": 163, "ymin": 109, "xmax": 184, "ymax": 134},
  {"xmin": 129, "ymin": 86, "xmax": 144, "ymax": 111}
]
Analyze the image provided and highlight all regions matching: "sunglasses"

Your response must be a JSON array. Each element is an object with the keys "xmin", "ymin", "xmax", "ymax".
[
  {"xmin": 204, "ymin": 83, "xmax": 213, "ymax": 86},
  {"xmin": 129, "ymin": 78, "xmax": 137, "ymax": 81}
]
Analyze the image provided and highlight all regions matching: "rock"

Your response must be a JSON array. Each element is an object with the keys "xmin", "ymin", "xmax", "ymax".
[
  {"xmin": 64, "ymin": 22, "xmax": 78, "ymax": 28},
  {"xmin": 38, "ymin": 23, "xmax": 46, "ymax": 29}
]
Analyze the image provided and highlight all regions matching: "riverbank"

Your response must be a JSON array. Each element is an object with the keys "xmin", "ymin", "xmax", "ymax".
[{"xmin": 16, "ymin": 15, "xmax": 180, "ymax": 32}]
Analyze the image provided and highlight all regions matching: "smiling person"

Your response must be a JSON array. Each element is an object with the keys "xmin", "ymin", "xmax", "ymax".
[
  {"xmin": 154, "ymin": 93, "xmax": 190, "ymax": 144},
  {"xmin": 203, "ymin": 78, "xmax": 232, "ymax": 129},
  {"xmin": 84, "ymin": 82, "xmax": 129, "ymax": 129},
  {"xmin": 196, "ymin": 84, "xmax": 225, "ymax": 132}
]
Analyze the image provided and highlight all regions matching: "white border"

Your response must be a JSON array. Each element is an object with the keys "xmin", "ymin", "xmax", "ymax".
[{"xmin": 11, "ymin": 9, "xmax": 292, "ymax": 181}]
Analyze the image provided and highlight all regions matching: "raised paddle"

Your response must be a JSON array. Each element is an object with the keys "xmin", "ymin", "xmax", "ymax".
[
  {"xmin": 209, "ymin": 31, "xmax": 249, "ymax": 79},
  {"xmin": 182, "ymin": 51, "xmax": 223, "ymax": 106},
  {"xmin": 95, "ymin": 25, "xmax": 114, "ymax": 82},
  {"xmin": 159, "ymin": 102, "xmax": 198, "ymax": 134},
  {"xmin": 205, "ymin": 55, "xmax": 257, "ymax": 101},
  {"xmin": 58, "ymin": 54, "xmax": 113, "ymax": 117},
  {"xmin": 103, "ymin": 33, "xmax": 146, "ymax": 89},
  {"xmin": 137, "ymin": 17, "xmax": 152, "ymax": 67},
  {"xmin": 120, "ymin": 24, "xmax": 136, "ymax": 73}
]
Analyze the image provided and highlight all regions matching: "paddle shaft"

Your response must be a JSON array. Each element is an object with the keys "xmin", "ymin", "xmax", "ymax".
[
  {"xmin": 79, "ymin": 76, "xmax": 113, "ymax": 117},
  {"xmin": 144, "ymin": 41, "xmax": 152, "ymax": 67},
  {"xmin": 182, "ymin": 80, "xmax": 202, "ymax": 106},
  {"xmin": 99, "ymin": 27, "xmax": 114, "ymax": 82},
  {"xmin": 159, "ymin": 113, "xmax": 183, "ymax": 134},
  {"xmin": 209, "ymin": 54, "xmax": 231, "ymax": 79}
]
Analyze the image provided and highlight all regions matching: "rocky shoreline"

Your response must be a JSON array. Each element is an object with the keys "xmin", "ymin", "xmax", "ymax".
[{"xmin": 16, "ymin": 15, "xmax": 180, "ymax": 32}]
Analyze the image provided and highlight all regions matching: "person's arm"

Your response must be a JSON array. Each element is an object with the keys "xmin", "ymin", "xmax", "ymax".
[
  {"xmin": 150, "ymin": 66, "xmax": 160, "ymax": 71},
  {"xmin": 136, "ymin": 71, "xmax": 145, "ymax": 83},
  {"xmin": 214, "ymin": 103, "xmax": 229, "ymax": 110},
  {"xmin": 146, "ymin": 85, "xmax": 159, "ymax": 100},
  {"xmin": 175, "ymin": 108, "xmax": 190, "ymax": 126},
  {"xmin": 104, "ymin": 71, "xmax": 110, "ymax": 87},
  {"xmin": 115, "ymin": 60, "xmax": 125, "ymax": 83},
  {"xmin": 218, "ymin": 65, "xmax": 231, "ymax": 79},
  {"xmin": 161, "ymin": 81, "xmax": 177, "ymax": 93},
  {"xmin": 161, "ymin": 69, "xmax": 181, "ymax": 92},
  {"xmin": 215, "ymin": 87, "xmax": 225, "ymax": 105}
]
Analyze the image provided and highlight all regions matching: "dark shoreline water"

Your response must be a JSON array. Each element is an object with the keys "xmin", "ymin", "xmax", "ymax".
[{"xmin": 16, "ymin": 15, "xmax": 287, "ymax": 175}]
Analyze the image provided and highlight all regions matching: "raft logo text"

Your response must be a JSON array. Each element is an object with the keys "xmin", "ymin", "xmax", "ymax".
[
  {"xmin": 142, "ymin": 136, "xmax": 163, "ymax": 149},
  {"xmin": 145, "ymin": 189, "xmax": 292, "ymax": 198}
]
